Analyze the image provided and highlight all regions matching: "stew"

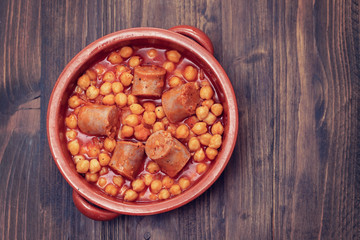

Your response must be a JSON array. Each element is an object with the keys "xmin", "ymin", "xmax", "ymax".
[{"xmin": 64, "ymin": 45, "xmax": 225, "ymax": 202}]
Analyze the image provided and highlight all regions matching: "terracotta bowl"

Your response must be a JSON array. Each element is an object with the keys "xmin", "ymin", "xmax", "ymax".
[{"xmin": 47, "ymin": 25, "xmax": 238, "ymax": 220}]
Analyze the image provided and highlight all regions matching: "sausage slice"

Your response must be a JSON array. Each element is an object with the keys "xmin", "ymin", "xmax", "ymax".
[
  {"xmin": 77, "ymin": 104, "xmax": 119, "ymax": 137},
  {"xmin": 109, "ymin": 141, "xmax": 145, "ymax": 180},
  {"xmin": 161, "ymin": 82, "xmax": 200, "ymax": 122},
  {"xmin": 145, "ymin": 130, "xmax": 191, "ymax": 177},
  {"xmin": 132, "ymin": 65, "xmax": 166, "ymax": 98}
]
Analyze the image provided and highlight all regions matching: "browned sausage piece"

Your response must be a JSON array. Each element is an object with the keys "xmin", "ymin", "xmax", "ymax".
[
  {"xmin": 132, "ymin": 65, "xmax": 166, "ymax": 98},
  {"xmin": 77, "ymin": 104, "xmax": 119, "ymax": 137},
  {"xmin": 109, "ymin": 141, "xmax": 145, "ymax": 180},
  {"xmin": 145, "ymin": 130, "xmax": 191, "ymax": 177},
  {"xmin": 161, "ymin": 82, "xmax": 200, "ymax": 123}
]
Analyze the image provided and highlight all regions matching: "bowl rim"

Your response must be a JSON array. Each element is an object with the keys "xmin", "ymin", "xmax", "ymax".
[{"xmin": 47, "ymin": 27, "xmax": 238, "ymax": 215}]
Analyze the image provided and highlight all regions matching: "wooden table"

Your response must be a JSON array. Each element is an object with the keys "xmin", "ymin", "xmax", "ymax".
[{"xmin": 1, "ymin": 0, "xmax": 359, "ymax": 239}]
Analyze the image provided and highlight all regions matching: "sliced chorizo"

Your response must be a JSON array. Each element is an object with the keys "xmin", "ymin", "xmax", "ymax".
[
  {"xmin": 77, "ymin": 104, "xmax": 119, "ymax": 137},
  {"xmin": 145, "ymin": 130, "xmax": 191, "ymax": 177},
  {"xmin": 131, "ymin": 65, "xmax": 166, "ymax": 98},
  {"xmin": 161, "ymin": 82, "xmax": 200, "ymax": 122},
  {"xmin": 109, "ymin": 141, "xmax": 145, "ymax": 180}
]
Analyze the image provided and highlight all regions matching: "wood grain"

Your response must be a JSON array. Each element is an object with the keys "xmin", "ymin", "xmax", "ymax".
[{"xmin": 0, "ymin": 0, "xmax": 359, "ymax": 239}]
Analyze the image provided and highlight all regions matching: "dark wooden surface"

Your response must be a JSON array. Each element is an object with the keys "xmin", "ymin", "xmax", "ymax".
[{"xmin": 0, "ymin": 0, "xmax": 359, "ymax": 239}]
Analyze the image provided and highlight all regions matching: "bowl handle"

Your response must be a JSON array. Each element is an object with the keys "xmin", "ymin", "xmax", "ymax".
[
  {"xmin": 169, "ymin": 25, "xmax": 214, "ymax": 55},
  {"xmin": 72, "ymin": 190, "xmax": 120, "ymax": 221}
]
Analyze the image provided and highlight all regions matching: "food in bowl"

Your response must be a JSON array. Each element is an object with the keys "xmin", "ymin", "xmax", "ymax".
[{"xmin": 63, "ymin": 45, "xmax": 225, "ymax": 202}]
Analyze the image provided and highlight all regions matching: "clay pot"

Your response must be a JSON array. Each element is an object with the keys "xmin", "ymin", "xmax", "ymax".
[{"xmin": 47, "ymin": 25, "xmax": 238, "ymax": 220}]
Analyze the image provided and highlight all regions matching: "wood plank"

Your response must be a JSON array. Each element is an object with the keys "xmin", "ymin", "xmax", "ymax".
[
  {"xmin": 272, "ymin": 0, "xmax": 360, "ymax": 239},
  {"xmin": 221, "ymin": 0, "xmax": 274, "ymax": 239}
]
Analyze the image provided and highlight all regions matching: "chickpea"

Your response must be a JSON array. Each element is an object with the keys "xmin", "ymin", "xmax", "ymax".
[
  {"xmin": 115, "ymin": 93, "xmax": 127, "ymax": 107},
  {"xmin": 188, "ymin": 137, "xmax": 201, "ymax": 151},
  {"xmin": 99, "ymin": 82, "xmax": 112, "ymax": 95},
  {"xmin": 155, "ymin": 106, "xmax": 165, "ymax": 119},
  {"xmin": 179, "ymin": 177, "xmax": 191, "ymax": 190},
  {"xmin": 112, "ymin": 82, "xmax": 124, "ymax": 94},
  {"xmin": 143, "ymin": 174, "xmax": 153, "ymax": 186},
  {"xmin": 169, "ymin": 76, "xmax": 182, "ymax": 88},
  {"xmin": 65, "ymin": 114, "xmax": 77, "ymax": 129},
  {"xmin": 73, "ymin": 154, "xmax": 85, "ymax": 164},
  {"xmin": 85, "ymin": 172, "xmax": 99, "ymax": 182},
  {"xmin": 147, "ymin": 49, "xmax": 158, "ymax": 58},
  {"xmin": 120, "ymin": 72, "xmax": 133, "ymax": 86},
  {"xmin": 68, "ymin": 139, "xmax": 80, "ymax": 155},
  {"xmin": 124, "ymin": 189, "xmax": 138, "ymax": 201},
  {"xmin": 211, "ymin": 103, "xmax": 223, "ymax": 116},
  {"xmin": 132, "ymin": 179, "xmax": 145, "ymax": 192},
  {"xmin": 121, "ymin": 125, "xmax": 134, "ymax": 138},
  {"xmin": 68, "ymin": 95, "xmax": 82, "ymax": 108},
  {"xmin": 102, "ymin": 94, "xmax": 115, "ymax": 105},
  {"xmin": 209, "ymin": 134, "xmax": 222, "ymax": 149},
  {"xmin": 158, "ymin": 189, "xmax": 170, "ymax": 200},
  {"xmin": 66, "ymin": 129, "xmax": 77, "ymax": 140},
  {"xmin": 119, "ymin": 46, "xmax": 133, "ymax": 58},
  {"xmin": 194, "ymin": 148, "xmax": 206, "ymax": 162},
  {"xmin": 162, "ymin": 176, "xmax": 174, "ymax": 189},
  {"xmin": 143, "ymin": 102, "xmax": 156, "ymax": 112},
  {"xmin": 199, "ymin": 133, "xmax": 212, "ymax": 146},
  {"xmin": 200, "ymin": 85, "xmax": 214, "ymax": 100},
  {"xmin": 150, "ymin": 179, "xmax": 162, "ymax": 194},
  {"xmin": 104, "ymin": 138, "xmax": 116, "ymax": 152},
  {"xmin": 191, "ymin": 122, "xmax": 207, "ymax": 135},
  {"xmin": 79, "ymin": 146, "xmax": 87, "ymax": 155},
  {"xmin": 108, "ymin": 52, "xmax": 123, "ymax": 64},
  {"xmin": 88, "ymin": 145, "xmax": 100, "ymax": 158},
  {"xmin": 166, "ymin": 123, "xmax": 177, "ymax": 136},
  {"xmin": 202, "ymin": 99, "xmax": 214, "ymax": 109},
  {"xmin": 98, "ymin": 177, "xmax": 107, "ymax": 187},
  {"xmin": 86, "ymin": 69, "xmax": 97, "ymax": 80},
  {"xmin": 163, "ymin": 61, "xmax": 175, "ymax": 72},
  {"xmin": 76, "ymin": 159, "xmax": 89, "ymax": 173},
  {"xmin": 175, "ymin": 125, "xmax": 190, "ymax": 139},
  {"xmin": 143, "ymin": 111, "xmax": 156, "ymax": 125},
  {"xmin": 130, "ymin": 103, "xmax": 145, "ymax": 115},
  {"xmin": 134, "ymin": 124, "xmax": 151, "ymax": 141},
  {"xmin": 205, "ymin": 147, "xmax": 218, "ymax": 160},
  {"xmin": 77, "ymin": 74, "xmax": 90, "ymax": 90},
  {"xmin": 149, "ymin": 194, "xmax": 158, "ymax": 201},
  {"xmin": 129, "ymin": 56, "xmax": 141, "ymax": 68},
  {"xmin": 115, "ymin": 65, "xmax": 128, "ymax": 78},
  {"xmin": 211, "ymin": 122, "xmax": 224, "ymax": 135},
  {"xmin": 196, "ymin": 106, "xmax": 209, "ymax": 120},
  {"xmin": 196, "ymin": 163, "xmax": 207, "ymax": 174},
  {"xmin": 161, "ymin": 117, "xmax": 170, "ymax": 127},
  {"xmin": 170, "ymin": 184, "xmax": 181, "ymax": 196},
  {"xmin": 94, "ymin": 64, "xmax": 106, "ymax": 75},
  {"xmin": 127, "ymin": 94, "xmax": 138, "ymax": 105},
  {"xmin": 124, "ymin": 114, "xmax": 140, "ymax": 127},
  {"xmin": 98, "ymin": 152, "xmax": 111, "ymax": 166},
  {"xmin": 203, "ymin": 112, "xmax": 217, "ymax": 125},
  {"xmin": 147, "ymin": 161, "xmax": 160, "ymax": 173},
  {"xmin": 166, "ymin": 50, "xmax": 181, "ymax": 63},
  {"xmin": 105, "ymin": 184, "xmax": 118, "ymax": 196},
  {"xmin": 183, "ymin": 65, "xmax": 198, "ymax": 81},
  {"xmin": 153, "ymin": 122, "xmax": 165, "ymax": 132},
  {"xmin": 99, "ymin": 167, "xmax": 109, "ymax": 175},
  {"xmin": 113, "ymin": 175, "xmax": 124, "ymax": 187},
  {"xmin": 103, "ymin": 71, "xmax": 115, "ymax": 82},
  {"xmin": 89, "ymin": 159, "xmax": 101, "ymax": 173},
  {"xmin": 86, "ymin": 86, "xmax": 100, "ymax": 99},
  {"xmin": 74, "ymin": 86, "xmax": 84, "ymax": 94}
]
